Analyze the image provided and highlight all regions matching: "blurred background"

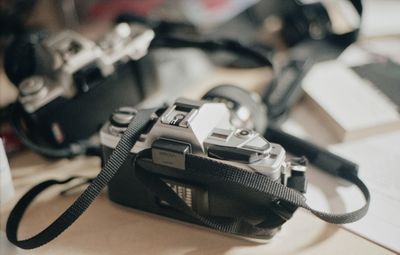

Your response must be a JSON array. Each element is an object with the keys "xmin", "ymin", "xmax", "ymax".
[
  {"xmin": 0, "ymin": 0, "xmax": 399, "ymax": 253},
  {"xmin": 1, "ymin": 0, "xmax": 399, "ymax": 152}
]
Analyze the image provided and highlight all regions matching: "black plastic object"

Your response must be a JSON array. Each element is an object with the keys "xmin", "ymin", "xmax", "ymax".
[
  {"xmin": 17, "ymin": 58, "xmax": 157, "ymax": 148},
  {"xmin": 265, "ymin": 126, "xmax": 358, "ymax": 177},
  {"xmin": 3, "ymin": 30, "xmax": 53, "ymax": 85},
  {"xmin": 207, "ymin": 144, "xmax": 263, "ymax": 163},
  {"xmin": 0, "ymin": 0, "xmax": 37, "ymax": 36},
  {"xmin": 247, "ymin": 0, "xmax": 363, "ymax": 48},
  {"xmin": 262, "ymin": 59, "xmax": 312, "ymax": 124}
]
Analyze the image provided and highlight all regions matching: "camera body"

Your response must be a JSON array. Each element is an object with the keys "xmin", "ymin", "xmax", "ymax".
[
  {"xmin": 100, "ymin": 91, "xmax": 306, "ymax": 239},
  {"xmin": 11, "ymin": 23, "xmax": 157, "ymax": 146}
]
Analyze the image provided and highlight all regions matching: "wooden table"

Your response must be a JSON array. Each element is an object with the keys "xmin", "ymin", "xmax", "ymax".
[{"xmin": 0, "ymin": 68, "xmax": 395, "ymax": 255}]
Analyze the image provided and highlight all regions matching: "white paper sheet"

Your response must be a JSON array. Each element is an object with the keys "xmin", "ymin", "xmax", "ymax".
[
  {"xmin": 306, "ymin": 131, "xmax": 400, "ymax": 252},
  {"xmin": 0, "ymin": 138, "xmax": 15, "ymax": 205}
]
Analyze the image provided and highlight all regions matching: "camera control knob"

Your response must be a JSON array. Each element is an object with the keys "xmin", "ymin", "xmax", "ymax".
[
  {"xmin": 19, "ymin": 76, "xmax": 45, "ymax": 96},
  {"xmin": 235, "ymin": 129, "xmax": 253, "ymax": 138},
  {"xmin": 110, "ymin": 107, "xmax": 137, "ymax": 128}
]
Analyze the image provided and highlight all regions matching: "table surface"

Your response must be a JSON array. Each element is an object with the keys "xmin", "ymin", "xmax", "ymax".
[{"xmin": 0, "ymin": 68, "xmax": 396, "ymax": 255}]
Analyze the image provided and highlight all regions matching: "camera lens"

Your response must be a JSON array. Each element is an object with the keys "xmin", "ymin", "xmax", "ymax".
[{"xmin": 202, "ymin": 85, "xmax": 268, "ymax": 133}]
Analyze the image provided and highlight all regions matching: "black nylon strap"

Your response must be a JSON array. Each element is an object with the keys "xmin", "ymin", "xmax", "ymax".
[
  {"xmin": 135, "ymin": 158, "xmax": 279, "ymax": 238},
  {"xmin": 137, "ymin": 150, "xmax": 370, "ymax": 226},
  {"xmin": 115, "ymin": 13, "xmax": 273, "ymax": 68},
  {"xmin": 6, "ymin": 109, "xmax": 155, "ymax": 249},
  {"xmin": 150, "ymin": 36, "xmax": 272, "ymax": 68},
  {"xmin": 6, "ymin": 110, "xmax": 369, "ymax": 248},
  {"xmin": 187, "ymin": 153, "xmax": 370, "ymax": 224}
]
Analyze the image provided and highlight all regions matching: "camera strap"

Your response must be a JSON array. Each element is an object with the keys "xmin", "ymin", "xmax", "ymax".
[
  {"xmin": 6, "ymin": 108, "xmax": 370, "ymax": 249},
  {"xmin": 6, "ymin": 109, "xmax": 156, "ymax": 249},
  {"xmin": 134, "ymin": 149, "xmax": 370, "ymax": 238},
  {"xmin": 150, "ymin": 36, "xmax": 272, "ymax": 68},
  {"xmin": 116, "ymin": 13, "xmax": 274, "ymax": 69}
]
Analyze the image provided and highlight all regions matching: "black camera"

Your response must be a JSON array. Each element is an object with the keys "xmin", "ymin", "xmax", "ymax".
[
  {"xmin": 100, "ymin": 85, "xmax": 307, "ymax": 239},
  {"xmin": 5, "ymin": 22, "xmax": 157, "ymax": 148}
]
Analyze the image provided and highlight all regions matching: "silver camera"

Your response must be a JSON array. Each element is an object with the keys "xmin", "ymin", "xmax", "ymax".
[
  {"xmin": 19, "ymin": 22, "xmax": 154, "ymax": 113},
  {"xmin": 8, "ymin": 23, "xmax": 157, "ymax": 147},
  {"xmin": 101, "ymin": 85, "xmax": 307, "ymax": 239},
  {"xmin": 103, "ymin": 98, "xmax": 288, "ymax": 178}
]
